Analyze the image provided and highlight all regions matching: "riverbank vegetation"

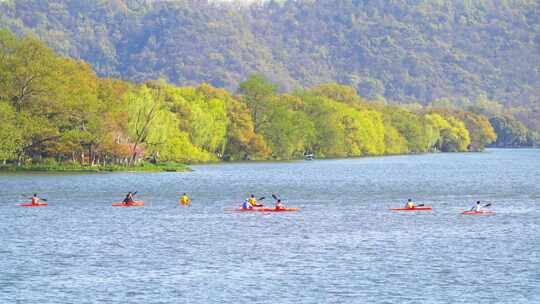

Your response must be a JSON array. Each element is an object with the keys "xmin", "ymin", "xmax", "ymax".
[{"xmin": 0, "ymin": 29, "xmax": 500, "ymax": 170}]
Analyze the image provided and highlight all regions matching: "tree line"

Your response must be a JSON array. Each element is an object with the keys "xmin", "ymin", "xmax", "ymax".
[{"xmin": 0, "ymin": 30, "xmax": 501, "ymax": 167}]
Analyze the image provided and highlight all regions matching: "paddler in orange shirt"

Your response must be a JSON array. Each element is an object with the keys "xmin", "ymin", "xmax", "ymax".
[{"xmin": 31, "ymin": 194, "xmax": 41, "ymax": 205}]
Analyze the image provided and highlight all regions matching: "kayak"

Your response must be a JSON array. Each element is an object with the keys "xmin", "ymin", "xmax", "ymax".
[
  {"xmin": 225, "ymin": 207, "xmax": 300, "ymax": 212},
  {"xmin": 462, "ymin": 210, "xmax": 495, "ymax": 215},
  {"xmin": 112, "ymin": 201, "xmax": 144, "ymax": 207},
  {"xmin": 389, "ymin": 207, "xmax": 432, "ymax": 211},
  {"xmin": 16, "ymin": 203, "xmax": 49, "ymax": 207}
]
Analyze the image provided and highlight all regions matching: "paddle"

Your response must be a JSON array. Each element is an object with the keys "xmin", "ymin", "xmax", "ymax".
[
  {"xmin": 273, "ymin": 193, "xmax": 287, "ymax": 209},
  {"xmin": 416, "ymin": 204, "xmax": 425, "ymax": 207},
  {"xmin": 257, "ymin": 196, "xmax": 266, "ymax": 207},
  {"xmin": 22, "ymin": 194, "xmax": 47, "ymax": 202},
  {"xmin": 470, "ymin": 202, "xmax": 491, "ymax": 211},
  {"xmin": 122, "ymin": 191, "xmax": 138, "ymax": 204}
]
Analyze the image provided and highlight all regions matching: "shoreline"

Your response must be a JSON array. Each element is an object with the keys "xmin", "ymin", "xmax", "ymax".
[
  {"xmin": 0, "ymin": 163, "xmax": 192, "ymax": 173},
  {"xmin": 2, "ymin": 148, "xmax": 535, "ymax": 173}
]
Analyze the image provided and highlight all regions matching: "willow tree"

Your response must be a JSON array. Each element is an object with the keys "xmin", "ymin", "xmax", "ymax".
[{"xmin": 126, "ymin": 85, "xmax": 163, "ymax": 164}]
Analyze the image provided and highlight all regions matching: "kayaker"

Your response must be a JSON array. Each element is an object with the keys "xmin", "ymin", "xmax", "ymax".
[
  {"xmin": 275, "ymin": 199, "xmax": 284, "ymax": 210},
  {"xmin": 180, "ymin": 193, "xmax": 190, "ymax": 206},
  {"xmin": 242, "ymin": 199, "xmax": 252, "ymax": 210},
  {"xmin": 471, "ymin": 201, "xmax": 482, "ymax": 212},
  {"xmin": 405, "ymin": 198, "xmax": 415, "ymax": 209},
  {"xmin": 31, "ymin": 194, "xmax": 40, "ymax": 205},
  {"xmin": 248, "ymin": 194, "xmax": 262, "ymax": 207},
  {"xmin": 123, "ymin": 192, "xmax": 135, "ymax": 205}
]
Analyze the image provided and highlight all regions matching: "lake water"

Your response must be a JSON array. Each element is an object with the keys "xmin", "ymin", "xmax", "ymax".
[{"xmin": 1, "ymin": 149, "xmax": 539, "ymax": 303}]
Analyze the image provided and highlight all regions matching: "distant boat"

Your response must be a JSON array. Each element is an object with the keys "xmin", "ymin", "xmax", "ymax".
[{"xmin": 304, "ymin": 153, "xmax": 314, "ymax": 161}]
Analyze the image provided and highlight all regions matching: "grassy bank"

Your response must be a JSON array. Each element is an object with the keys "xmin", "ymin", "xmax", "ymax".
[{"xmin": 0, "ymin": 162, "xmax": 191, "ymax": 173}]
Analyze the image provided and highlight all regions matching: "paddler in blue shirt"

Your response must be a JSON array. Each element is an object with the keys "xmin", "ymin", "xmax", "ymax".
[
  {"xmin": 242, "ymin": 198, "xmax": 252, "ymax": 210},
  {"xmin": 123, "ymin": 192, "xmax": 135, "ymax": 205}
]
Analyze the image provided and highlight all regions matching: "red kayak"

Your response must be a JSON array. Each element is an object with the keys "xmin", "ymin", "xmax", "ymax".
[
  {"xmin": 112, "ymin": 201, "xmax": 144, "ymax": 207},
  {"xmin": 389, "ymin": 207, "xmax": 432, "ymax": 211},
  {"xmin": 17, "ymin": 203, "xmax": 49, "ymax": 207},
  {"xmin": 225, "ymin": 207, "xmax": 300, "ymax": 212},
  {"xmin": 462, "ymin": 210, "xmax": 495, "ymax": 215}
]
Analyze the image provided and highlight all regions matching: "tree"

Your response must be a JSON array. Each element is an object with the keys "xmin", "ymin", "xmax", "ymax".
[
  {"xmin": 223, "ymin": 98, "xmax": 271, "ymax": 160},
  {"xmin": 238, "ymin": 75, "xmax": 278, "ymax": 132},
  {"xmin": 126, "ymin": 85, "xmax": 162, "ymax": 164},
  {"xmin": 0, "ymin": 30, "xmax": 62, "ymax": 113},
  {"xmin": 489, "ymin": 116, "xmax": 528, "ymax": 147},
  {"xmin": 0, "ymin": 102, "xmax": 22, "ymax": 163},
  {"xmin": 425, "ymin": 113, "xmax": 471, "ymax": 152}
]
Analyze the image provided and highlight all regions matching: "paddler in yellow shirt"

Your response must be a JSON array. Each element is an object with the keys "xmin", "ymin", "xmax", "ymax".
[
  {"xmin": 405, "ymin": 198, "xmax": 415, "ymax": 209},
  {"xmin": 248, "ymin": 194, "xmax": 262, "ymax": 207},
  {"xmin": 180, "ymin": 193, "xmax": 190, "ymax": 206}
]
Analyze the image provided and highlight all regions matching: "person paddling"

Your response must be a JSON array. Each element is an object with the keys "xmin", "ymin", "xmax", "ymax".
[
  {"xmin": 471, "ymin": 201, "xmax": 482, "ymax": 212},
  {"xmin": 180, "ymin": 193, "xmax": 190, "ymax": 206},
  {"xmin": 275, "ymin": 199, "xmax": 285, "ymax": 210},
  {"xmin": 31, "ymin": 194, "xmax": 41, "ymax": 205},
  {"xmin": 272, "ymin": 194, "xmax": 284, "ymax": 210},
  {"xmin": 242, "ymin": 198, "xmax": 253, "ymax": 210},
  {"xmin": 248, "ymin": 194, "xmax": 262, "ymax": 207},
  {"xmin": 405, "ymin": 198, "xmax": 415, "ymax": 209},
  {"xmin": 471, "ymin": 201, "xmax": 491, "ymax": 212},
  {"xmin": 123, "ymin": 192, "xmax": 135, "ymax": 205}
]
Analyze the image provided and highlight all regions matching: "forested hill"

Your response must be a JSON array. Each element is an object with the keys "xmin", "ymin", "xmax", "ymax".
[
  {"xmin": 1, "ymin": 29, "xmax": 499, "ymax": 168},
  {"xmin": 1, "ymin": 0, "xmax": 539, "ymax": 106}
]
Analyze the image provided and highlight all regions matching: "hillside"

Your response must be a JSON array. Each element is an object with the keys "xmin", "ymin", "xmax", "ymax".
[{"xmin": 1, "ymin": 0, "xmax": 539, "ymax": 133}]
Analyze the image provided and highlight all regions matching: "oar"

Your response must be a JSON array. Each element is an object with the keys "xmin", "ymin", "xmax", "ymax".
[
  {"xmin": 416, "ymin": 204, "xmax": 425, "ymax": 207},
  {"xmin": 122, "ymin": 191, "xmax": 138, "ymax": 204},
  {"xmin": 21, "ymin": 194, "xmax": 46, "ymax": 199},
  {"xmin": 272, "ymin": 194, "xmax": 280, "ymax": 201},
  {"xmin": 470, "ymin": 202, "xmax": 490, "ymax": 211},
  {"xmin": 254, "ymin": 196, "xmax": 265, "ymax": 207},
  {"xmin": 21, "ymin": 194, "xmax": 48, "ymax": 202}
]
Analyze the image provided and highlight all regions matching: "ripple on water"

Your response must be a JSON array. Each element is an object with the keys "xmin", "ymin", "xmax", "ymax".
[{"xmin": 0, "ymin": 149, "xmax": 539, "ymax": 303}]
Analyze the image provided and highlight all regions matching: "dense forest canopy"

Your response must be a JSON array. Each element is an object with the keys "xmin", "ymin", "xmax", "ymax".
[
  {"xmin": 1, "ymin": 30, "xmax": 503, "ymax": 167},
  {"xmin": 1, "ymin": 1, "xmax": 539, "ymax": 106}
]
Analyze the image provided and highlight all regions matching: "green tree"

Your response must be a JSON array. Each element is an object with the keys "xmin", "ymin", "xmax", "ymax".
[
  {"xmin": 238, "ymin": 75, "xmax": 278, "ymax": 132},
  {"xmin": 489, "ymin": 116, "xmax": 528, "ymax": 147},
  {"xmin": 0, "ymin": 102, "xmax": 22, "ymax": 163},
  {"xmin": 126, "ymin": 85, "xmax": 162, "ymax": 164}
]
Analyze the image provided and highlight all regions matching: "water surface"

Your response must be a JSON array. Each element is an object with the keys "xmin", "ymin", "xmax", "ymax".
[{"xmin": 1, "ymin": 149, "xmax": 539, "ymax": 303}]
